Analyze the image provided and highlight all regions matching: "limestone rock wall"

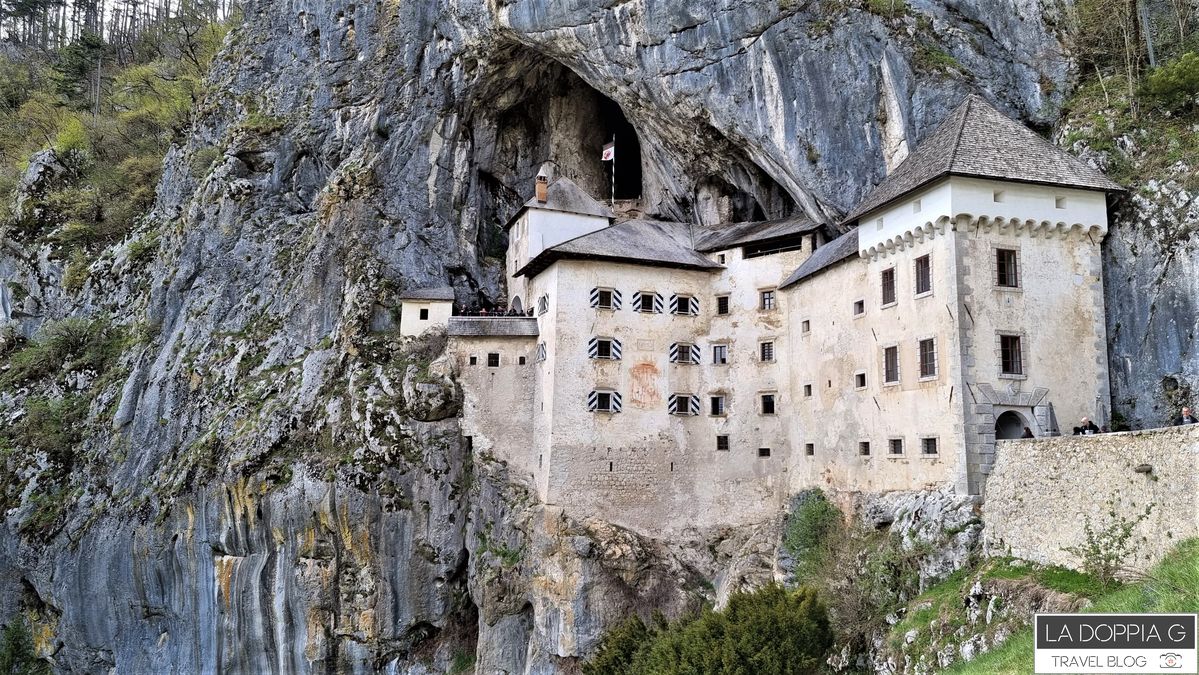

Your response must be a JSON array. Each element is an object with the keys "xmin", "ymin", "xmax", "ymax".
[{"xmin": 983, "ymin": 426, "xmax": 1199, "ymax": 570}]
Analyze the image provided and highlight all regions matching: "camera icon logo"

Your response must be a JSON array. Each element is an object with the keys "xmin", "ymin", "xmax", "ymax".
[{"xmin": 1161, "ymin": 652, "xmax": 1183, "ymax": 668}]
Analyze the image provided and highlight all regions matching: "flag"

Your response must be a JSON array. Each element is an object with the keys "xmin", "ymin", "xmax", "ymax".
[{"xmin": 601, "ymin": 142, "xmax": 614, "ymax": 161}]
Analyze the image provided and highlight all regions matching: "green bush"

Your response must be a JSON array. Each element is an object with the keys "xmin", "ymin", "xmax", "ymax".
[
  {"xmin": 1, "ymin": 317, "xmax": 123, "ymax": 387},
  {"xmin": 1143, "ymin": 52, "xmax": 1199, "ymax": 112},
  {"xmin": 0, "ymin": 617, "xmax": 49, "ymax": 675},
  {"xmin": 784, "ymin": 490, "xmax": 842, "ymax": 579},
  {"xmin": 584, "ymin": 586, "xmax": 833, "ymax": 675}
]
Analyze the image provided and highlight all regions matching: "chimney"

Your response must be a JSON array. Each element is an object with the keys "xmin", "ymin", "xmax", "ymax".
[{"xmin": 535, "ymin": 164, "xmax": 552, "ymax": 203}]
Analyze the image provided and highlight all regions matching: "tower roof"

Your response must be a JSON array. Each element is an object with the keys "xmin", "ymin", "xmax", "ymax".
[
  {"xmin": 841, "ymin": 95, "xmax": 1123, "ymax": 225},
  {"xmin": 503, "ymin": 176, "xmax": 615, "ymax": 230},
  {"xmin": 516, "ymin": 219, "xmax": 723, "ymax": 278}
]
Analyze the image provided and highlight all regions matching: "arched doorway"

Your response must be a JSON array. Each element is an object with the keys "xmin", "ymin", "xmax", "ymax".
[
  {"xmin": 511, "ymin": 296, "xmax": 523, "ymax": 314},
  {"xmin": 995, "ymin": 410, "xmax": 1028, "ymax": 440}
]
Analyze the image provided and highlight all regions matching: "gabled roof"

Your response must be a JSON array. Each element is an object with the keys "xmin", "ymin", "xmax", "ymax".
[
  {"xmin": 517, "ymin": 219, "xmax": 723, "ymax": 278},
  {"xmin": 399, "ymin": 286, "xmax": 456, "ymax": 301},
  {"xmin": 779, "ymin": 229, "xmax": 859, "ymax": 288},
  {"xmin": 503, "ymin": 176, "xmax": 615, "ymax": 230},
  {"xmin": 693, "ymin": 215, "xmax": 826, "ymax": 253},
  {"xmin": 448, "ymin": 317, "xmax": 539, "ymax": 338},
  {"xmin": 842, "ymin": 95, "xmax": 1123, "ymax": 225}
]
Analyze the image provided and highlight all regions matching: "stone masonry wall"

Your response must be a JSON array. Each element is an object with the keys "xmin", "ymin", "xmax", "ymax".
[{"xmin": 984, "ymin": 425, "xmax": 1199, "ymax": 570}]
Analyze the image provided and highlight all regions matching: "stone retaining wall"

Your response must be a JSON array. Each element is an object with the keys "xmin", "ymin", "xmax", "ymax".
[{"xmin": 983, "ymin": 425, "xmax": 1199, "ymax": 570}]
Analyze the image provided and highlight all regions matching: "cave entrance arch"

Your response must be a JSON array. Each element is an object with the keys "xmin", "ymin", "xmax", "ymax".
[
  {"xmin": 995, "ymin": 410, "xmax": 1029, "ymax": 440},
  {"xmin": 597, "ymin": 96, "xmax": 641, "ymax": 201}
]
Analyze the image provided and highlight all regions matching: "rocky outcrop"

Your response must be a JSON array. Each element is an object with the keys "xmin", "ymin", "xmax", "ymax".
[{"xmin": 3, "ymin": 0, "xmax": 1180, "ymax": 672}]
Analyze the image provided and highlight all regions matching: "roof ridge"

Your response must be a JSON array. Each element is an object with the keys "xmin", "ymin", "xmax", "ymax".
[{"xmin": 945, "ymin": 95, "xmax": 973, "ymax": 173}]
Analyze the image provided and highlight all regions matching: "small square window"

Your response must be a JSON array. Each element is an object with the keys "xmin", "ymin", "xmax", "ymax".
[
  {"xmin": 595, "ymin": 392, "xmax": 613, "ymax": 412},
  {"xmin": 718, "ymin": 254, "xmax": 726, "ymax": 264},
  {"xmin": 469, "ymin": 355, "xmax": 478, "ymax": 366},
  {"xmin": 801, "ymin": 319, "xmax": 811, "ymax": 334},
  {"xmin": 487, "ymin": 353, "xmax": 500, "ymax": 368},
  {"xmin": 716, "ymin": 295, "xmax": 730, "ymax": 315},
  {"xmin": 875, "ymin": 217, "xmax": 884, "ymax": 231},
  {"xmin": 636, "ymin": 292, "xmax": 656, "ymax": 313},
  {"xmin": 881, "ymin": 268, "xmax": 897, "ymax": 306},
  {"xmin": 673, "ymin": 295, "xmax": 695, "ymax": 315},
  {"xmin": 716, "ymin": 435, "xmax": 730, "ymax": 451},
  {"xmin": 804, "ymin": 443, "xmax": 814, "ymax": 456},
  {"xmin": 889, "ymin": 438, "xmax": 904, "ymax": 455},
  {"xmin": 859, "ymin": 441, "xmax": 871, "ymax": 456},
  {"xmin": 758, "ymin": 447, "xmax": 771, "ymax": 458},
  {"xmin": 1055, "ymin": 196, "xmax": 1067, "ymax": 209},
  {"xmin": 803, "ymin": 384, "xmax": 813, "ymax": 397},
  {"xmin": 419, "ymin": 308, "xmax": 429, "ymax": 320},
  {"xmin": 596, "ymin": 289, "xmax": 614, "ymax": 309},
  {"xmin": 712, "ymin": 344, "xmax": 729, "ymax": 365},
  {"xmin": 855, "ymin": 372, "xmax": 867, "ymax": 389},
  {"xmin": 760, "ymin": 289, "xmax": 776, "ymax": 311},
  {"xmin": 912, "ymin": 199, "xmax": 922, "ymax": 213},
  {"xmin": 760, "ymin": 394, "xmax": 776, "ymax": 415},
  {"xmin": 922, "ymin": 437, "xmax": 939, "ymax": 455},
  {"xmin": 710, "ymin": 396, "xmax": 726, "ymax": 416},
  {"xmin": 760, "ymin": 341, "xmax": 775, "ymax": 362},
  {"xmin": 595, "ymin": 339, "xmax": 614, "ymax": 359},
  {"xmin": 915, "ymin": 255, "xmax": 932, "ymax": 295},
  {"xmin": 853, "ymin": 300, "xmax": 865, "ymax": 316},
  {"xmin": 518, "ymin": 356, "xmax": 526, "ymax": 365},
  {"xmin": 993, "ymin": 190, "xmax": 1005, "ymax": 203}
]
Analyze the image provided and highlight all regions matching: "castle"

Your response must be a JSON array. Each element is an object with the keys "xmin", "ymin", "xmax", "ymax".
[{"xmin": 403, "ymin": 95, "xmax": 1122, "ymax": 533}]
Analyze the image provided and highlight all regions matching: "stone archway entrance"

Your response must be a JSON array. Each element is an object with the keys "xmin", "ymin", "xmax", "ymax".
[
  {"xmin": 995, "ymin": 410, "xmax": 1029, "ymax": 440},
  {"xmin": 511, "ymin": 296, "xmax": 523, "ymax": 313}
]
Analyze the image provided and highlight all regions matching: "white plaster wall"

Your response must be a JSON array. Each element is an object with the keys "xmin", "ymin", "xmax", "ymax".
[
  {"xmin": 858, "ymin": 180, "xmax": 953, "ymax": 255},
  {"xmin": 399, "ymin": 300, "xmax": 453, "ymax": 337},
  {"xmin": 452, "ymin": 335, "xmax": 538, "ymax": 480},
  {"xmin": 785, "ymin": 234, "xmax": 965, "ymax": 493}
]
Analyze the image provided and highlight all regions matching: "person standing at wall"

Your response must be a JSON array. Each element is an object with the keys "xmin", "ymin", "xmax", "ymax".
[{"xmin": 1176, "ymin": 407, "xmax": 1198, "ymax": 425}]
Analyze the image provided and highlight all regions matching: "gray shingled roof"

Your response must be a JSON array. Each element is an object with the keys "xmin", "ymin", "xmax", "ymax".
[
  {"xmin": 503, "ymin": 176, "xmax": 615, "ymax": 230},
  {"xmin": 780, "ymin": 229, "xmax": 860, "ymax": 288},
  {"xmin": 518, "ymin": 219, "xmax": 723, "ymax": 278},
  {"xmin": 842, "ymin": 95, "xmax": 1123, "ymax": 225},
  {"xmin": 400, "ymin": 286, "xmax": 456, "ymax": 301},
  {"xmin": 447, "ymin": 317, "xmax": 539, "ymax": 337},
  {"xmin": 694, "ymin": 215, "xmax": 825, "ymax": 252}
]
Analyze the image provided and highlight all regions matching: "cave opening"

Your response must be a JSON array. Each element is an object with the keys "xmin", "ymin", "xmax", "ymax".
[{"xmin": 597, "ymin": 95, "xmax": 642, "ymax": 201}]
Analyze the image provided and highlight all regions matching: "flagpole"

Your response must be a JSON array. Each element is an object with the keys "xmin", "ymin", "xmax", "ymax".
[{"xmin": 610, "ymin": 134, "xmax": 615, "ymax": 207}]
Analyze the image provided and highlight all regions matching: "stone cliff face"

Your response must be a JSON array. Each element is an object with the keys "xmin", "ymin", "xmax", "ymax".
[{"xmin": 0, "ymin": 0, "xmax": 1193, "ymax": 672}]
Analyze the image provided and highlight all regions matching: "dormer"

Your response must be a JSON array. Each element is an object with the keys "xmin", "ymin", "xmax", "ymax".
[
  {"xmin": 504, "ymin": 165, "xmax": 615, "ymax": 281},
  {"xmin": 842, "ymin": 95, "xmax": 1123, "ymax": 261}
]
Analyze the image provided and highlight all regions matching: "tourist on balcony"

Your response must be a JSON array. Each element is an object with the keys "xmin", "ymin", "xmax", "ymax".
[{"xmin": 1176, "ymin": 407, "xmax": 1198, "ymax": 426}]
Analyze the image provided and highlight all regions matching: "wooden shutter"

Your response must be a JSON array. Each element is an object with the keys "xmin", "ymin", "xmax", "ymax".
[
  {"xmin": 652, "ymin": 292, "xmax": 663, "ymax": 313},
  {"xmin": 689, "ymin": 344, "xmax": 701, "ymax": 363},
  {"xmin": 667, "ymin": 394, "xmax": 679, "ymax": 415},
  {"xmin": 688, "ymin": 395, "xmax": 700, "ymax": 415},
  {"xmin": 587, "ymin": 390, "xmax": 599, "ymax": 411},
  {"xmin": 688, "ymin": 296, "xmax": 699, "ymax": 315},
  {"xmin": 669, "ymin": 343, "xmax": 680, "ymax": 363},
  {"xmin": 668, "ymin": 294, "xmax": 679, "ymax": 314},
  {"xmin": 631, "ymin": 291, "xmax": 642, "ymax": 311},
  {"xmin": 589, "ymin": 287, "xmax": 600, "ymax": 308},
  {"xmin": 610, "ymin": 391, "xmax": 622, "ymax": 412},
  {"xmin": 612, "ymin": 289, "xmax": 622, "ymax": 310},
  {"xmin": 610, "ymin": 338, "xmax": 622, "ymax": 360}
]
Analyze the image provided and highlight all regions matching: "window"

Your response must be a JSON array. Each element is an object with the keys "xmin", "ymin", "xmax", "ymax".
[
  {"xmin": 487, "ymin": 353, "xmax": 500, "ymax": 368},
  {"xmin": 912, "ymin": 199, "xmax": 922, "ymax": 213},
  {"xmin": 718, "ymin": 254, "xmax": 726, "ymax": 264},
  {"xmin": 671, "ymin": 342, "xmax": 700, "ymax": 364},
  {"xmin": 917, "ymin": 338, "xmax": 937, "ymax": 378},
  {"xmin": 634, "ymin": 291, "xmax": 660, "ymax": 313},
  {"xmin": 996, "ymin": 249, "xmax": 1019, "ymax": 288},
  {"xmin": 884, "ymin": 346, "xmax": 899, "ymax": 384},
  {"xmin": 538, "ymin": 294, "xmax": 549, "ymax": 315},
  {"xmin": 592, "ymin": 287, "xmax": 619, "ymax": 310},
  {"xmin": 881, "ymin": 268, "xmax": 896, "ymax": 306},
  {"xmin": 1055, "ymin": 196, "xmax": 1067, "ymax": 209},
  {"xmin": 1001, "ymin": 334, "xmax": 1024, "ymax": 375},
  {"xmin": 803, "ymin": 384, "xmax": 812, "ymax": 397},
  {"xmin": 760, "ymin": 289, "xmax": 776, "ymax": 311},
  {"xmin": 889, "ymin": 438, "xmax": 904, "ymax": 455},
  {"xmin": 518, "ymin": 356, "xmax": 526, "ymax": 365},
  {"xmin": 710, "ymin": 396, "xmax": 726, "ymax": 416},
  {"xmin": 469, "ymin": 355, "xmax": 477, "ymax": 366},
  {"xmin": 804, "ymin": 443, "xmax": 814, "ymax": 456},
  {"xmin": 993, "ymin": 189, "xmax": 1005, "ymax": 203},
  {"xmin": 801, "ymin": 319, "xmax": 810, "ymax": 334},
  {"xmin": 760, "ymin": 341, "xmax": 775, "ymax": 362},
  {"xmin": 760, "ymin": 393, "xmax": 776, "ymax": 415},
  {"xmin": 668, "ymin": 393, "xmax": 700, "ymax": 416},
  {"xmin": 588, "ymin": 390, "xmax": 622, "ymax": 413},
  {"xmin": 716, "ymin": 435, "xmax": 730, "ymax": 451},
  {"xmin": 859, "ymin": 441, "xmax": 871, "ymax": 456},
  {"xmin": 716, "ymin": 295, "xmax": 730, "ymax": 315},
  {"xmin": 854, "ymin": 372, "xmax": 867, "ymax": 389},
  {"xmin": 875, "ymin": 217, "xmax": 884, "ymax": 231},
  {"xmin": 671, "ymin": 294, "xmax": 698, "ymax": 316},
  {"xmin": 758, "ymin": 447, "xmax": 771, "ymax": 458},
  {"xmin": 853, "ymin": 300, "xmax": 865, "ymax": 316},
  {"xmin": 419, "ymin": 308, "xmax": 429, "ymax": 320},
  {"xmin": 535, "ymin": 342, "xmax": 547, "ymax": 362},
  {"xmin": 922, "ymin": 437, "xmax": 939, "ymax": 455},
  {"xmin": 915, "ymin": 255, "xmax": 931, "ymax": 295},
  {"xmin": 712, "ymin": 344, "xmax": 728, "ymax": 365},
  {"xmin": 588, "ymin": 337, "xmax": 621, "ymax": 360}
]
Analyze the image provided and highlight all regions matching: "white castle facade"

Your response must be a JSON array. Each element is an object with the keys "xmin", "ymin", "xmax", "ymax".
[{"xmin": 406, "ymin": 95, "xmax": 1122, "ymax": 533}]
